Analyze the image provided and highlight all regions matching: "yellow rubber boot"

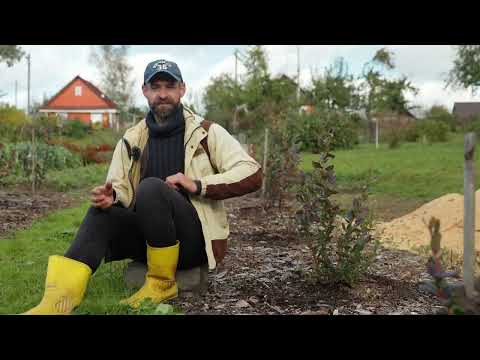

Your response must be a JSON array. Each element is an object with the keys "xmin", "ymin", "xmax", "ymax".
[
  {"xmin": 22, "ymin": 255, "xmax": 92, "ymax": 315},
  {"xmin": 120, "ymin": 241, "xmax": 179, "ymax": 308}
]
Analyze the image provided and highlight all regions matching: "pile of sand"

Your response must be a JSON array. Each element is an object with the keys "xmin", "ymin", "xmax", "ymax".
[{"xmin": 377, "ymin": 191, "xmax": 480, "ymax": 255}]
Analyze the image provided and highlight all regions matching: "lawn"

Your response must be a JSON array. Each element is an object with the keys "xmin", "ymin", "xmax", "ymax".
[
  {"xmin": 1, "ymin": 132, "xmax": 474, "ymax": 315},
  {"xmin": 300, "ymin": 133, "xmax": 475, "ymax": 200},
  {"xmin": 0, "ymin": 202, "xmax": 181, "ymax": 315}
]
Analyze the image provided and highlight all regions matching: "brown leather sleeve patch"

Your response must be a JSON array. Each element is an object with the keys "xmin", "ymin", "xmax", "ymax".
[
  {"xmin": 199, "ymin": 119, "xmax": 218, "ymax": 173},
  {"xmin": 212, "ymin": 239, "xmax": 228, "ymax": 264},
  {"xmin": 200, "ymin": 119, "xmax": 213, "ymax": 131},
  {"xmin": 193, "ymin": 147, "xmax": 206, "ymax": 157},
  {"xmin": 205, "ymin": 168, "xmax": 263, "ymax": 200}
]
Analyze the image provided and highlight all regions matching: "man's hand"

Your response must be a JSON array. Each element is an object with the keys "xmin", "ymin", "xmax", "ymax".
[
  {"xmin": 91, "ymin": 181, "xmax": 114, "ymax": 209},
  {"xmin": 165, "ymin": 173, "xmax": 198, "ymax": 194}
]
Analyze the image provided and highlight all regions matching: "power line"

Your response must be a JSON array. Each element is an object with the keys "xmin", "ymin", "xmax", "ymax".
[
  {"xmin": 234, "ymin": 48, "xmax": 247, "ymax": 85},
  {"xmin": 297, "ymin": 45, "xmax": 301, "ymax": 101},
  {"xmin": 27, "ymin": 53, "xmax": 31, "ymax": 115}
]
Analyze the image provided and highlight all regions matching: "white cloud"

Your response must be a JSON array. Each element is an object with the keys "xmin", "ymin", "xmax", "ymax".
[
  {"xmin": 1, "ymin": 45, "xmax": 479, "ymax": 116},
  {"xmin": 0, "ymin": 45, "xmax": 97, "ymax": 110},
  {"xmin": 407, "ymin": 80, "xmax": 479, "ymax": 111}
]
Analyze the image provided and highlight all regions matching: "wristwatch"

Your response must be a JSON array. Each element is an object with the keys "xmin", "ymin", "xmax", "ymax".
[{"xmin": 194, "ymin": 180, "xmax": 202, "ymax": 196}]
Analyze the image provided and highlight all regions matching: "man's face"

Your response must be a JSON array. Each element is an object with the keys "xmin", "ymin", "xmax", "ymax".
[{"xmin": 142, "ymin": 74, "xmax": 186, "ymax": 118}]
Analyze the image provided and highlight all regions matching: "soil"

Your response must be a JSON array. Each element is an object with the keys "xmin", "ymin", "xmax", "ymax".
[
  {"xmin": 170, "ymin": 195, "xmax": 444, "ymax": 315},
  {"xmin": 1, "ymin": 187, "xmax": 445, "ymax": 315},
  {"xmin": 0, "ymin": 186, "xmax": 81, "ymax": 239},
  {"xmin": 378, "ymin": 191, "xmax": 480, "ymax": 259}
]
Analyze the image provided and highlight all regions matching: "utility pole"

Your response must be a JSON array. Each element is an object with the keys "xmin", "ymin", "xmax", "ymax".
[
  {"xmin": 27, "ymin": 53, "xmax": 31, "ymax": 115},
  {"xmin": 15, "ymin": 80, "xmax": 18, "ymax": 108},
  {"xmin": 234, "ymin": 49, "xmax": 240, "ymax": 86},
  {"xmin": 234, "ymin": 48, "xmax": 247, "ymax": 86},
  {"xmin": 296, "ymin": 45, "xmax": 301, "ymax": 101},
  {"xmin": 26, "ymin": 53, "xmax": 36, "ymax": 194}
]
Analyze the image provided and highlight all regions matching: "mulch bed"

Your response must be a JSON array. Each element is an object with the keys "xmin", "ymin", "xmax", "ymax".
[
  {"xmin": 0, "ymin": 190, "xmax": 73, "ymax": 239},
  {"xmin": 171, "ymin": 196, "xmax": 444, "ymax": 315},
  {"xmin": 0, "ymin": 188, "xmax": 445, "ymax": 314}
]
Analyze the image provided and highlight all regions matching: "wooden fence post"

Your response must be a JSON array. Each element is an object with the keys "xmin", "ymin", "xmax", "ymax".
[
  {"xmin": 464, "ymin": 132, "xmax": 477, "ymax": 299},
  {"xmin": 31, "ymin": 119, "xmax": 36, "ymax": 195},
  {"xmin": 261, "ymin": 128, "xmax": 269, "ymax": 198}
]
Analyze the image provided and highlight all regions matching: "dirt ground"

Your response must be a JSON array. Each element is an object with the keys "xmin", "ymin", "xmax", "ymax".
[
  {"xmin": 0, "ymin": 187, "xmax": 80, "ymax": 239},
  {"xmin": 0, "ymin": 188, "xmax": 444, "ymax": 315},
  {"xmin": 378, "ymin": 191, "xmax": 480, "ymax": 260},
  {"xmin": 170, "ymin": 196, "xmax": 443, "ymax": 315}
]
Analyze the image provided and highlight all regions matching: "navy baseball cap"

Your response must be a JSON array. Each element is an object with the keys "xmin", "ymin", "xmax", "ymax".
[{"xmin": 144, "ymin": 59, "xmax": 183, "ymax": 84}]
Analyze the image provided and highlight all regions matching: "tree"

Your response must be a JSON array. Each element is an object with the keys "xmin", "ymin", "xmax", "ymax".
[
  {"xmin": 447, "ymin": 45, "xmax": 480, "ymax": 94},
  {"xmin": 89, "ymin": 45, "xmax": 134, "ymax": 122},
  {"xmin": 360, "ymin": 47, "xmax": 418, "ymax": 142},
  {"xmin": 425, "ymin": 105, "xmax": 456, "ymax": 131},
  {"xmin": 0, "ymin": 45, "xmax": 25, "ymax": 67},
  {"xmin": 203, "ymin": 74, "xmax": 242, "ymax": 131},
  {"xmin": 0, "ymin": 45, "xmax": 25, "ymax": 98},
  {"xmin": 242, "ymin": 45, "xmax": 272, "ymax": 112},
  {"xmin": 310, "ymin": 57, "xmax": 361, "ymax": 112}
]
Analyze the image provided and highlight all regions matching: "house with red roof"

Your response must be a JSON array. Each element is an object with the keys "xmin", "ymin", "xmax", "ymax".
[{"xmin": 39, "ymin": 75, "xmax": 118, "ymax": 128}]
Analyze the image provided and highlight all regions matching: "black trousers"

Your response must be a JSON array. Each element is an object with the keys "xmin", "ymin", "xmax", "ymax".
[{"xmin": 65, "ymin": 177, "xmax": 208, "ymax": 273}]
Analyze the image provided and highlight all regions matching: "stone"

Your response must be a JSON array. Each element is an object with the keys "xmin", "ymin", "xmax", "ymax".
[
  {"xmin": 124, "ymin": 261, "xmax": 209, "ymax": 296},
  {"xmin": 235, "ymin": 300, "xmax": 250, "ymax": 308},
  {"xmin": 356, "ymin": 309, "xmax": 373, "ymax": 315}
]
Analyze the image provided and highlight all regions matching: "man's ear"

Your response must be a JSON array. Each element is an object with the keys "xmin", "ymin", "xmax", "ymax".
[
  {"xmin": 142, "ymin": 83, "xmax": 148, "ymax": 97},
  {"xmin": 179, "ymin": 82, "xmax": 186, "ymax": 98}
]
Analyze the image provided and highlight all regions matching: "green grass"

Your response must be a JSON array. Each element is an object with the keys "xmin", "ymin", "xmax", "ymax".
[
  {"xmin": 62, "ymin": 128, "xmax": 122, "ymax": 148},
  {"xmin": 0, "ymin": 202, "xmax": 183, "ymax": 315},
  {"xmin": 0, "ymin": 163, "xmax": 109, "ymax": 192},
  {"xmin": 44, "ymin": 163, "xmax": 109, "ymax": 192},
  {"xmin": 300, "ymin": 133, "xmax": 476, "ymax": 199}
]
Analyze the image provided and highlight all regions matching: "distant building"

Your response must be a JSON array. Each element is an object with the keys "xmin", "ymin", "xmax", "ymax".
[
  {"xmin": 299, "ymin": 105, "xmax": 315, "ymax": 115},
  {"xmin": 39, "ymin": 75, "xmax": 118, "ymax": 128},
  {"xmin": 452, "ymin": 102, "xmax": 480, "ymax": 124}
]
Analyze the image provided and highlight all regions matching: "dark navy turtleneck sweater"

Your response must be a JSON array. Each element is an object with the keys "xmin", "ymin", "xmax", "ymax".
[{"xmin": 143, "ymin": 105, "xmax": 185, "ymax": 183}]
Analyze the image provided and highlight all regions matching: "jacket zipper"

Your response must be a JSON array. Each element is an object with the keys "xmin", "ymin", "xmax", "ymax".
[
  {"xmin": 184, "ymin": 125, "xmax": 202, "ymax": 151},
  {"xmin": 122, "ymin": 137, "xmax": 137, "ymax": 209},
  {"xmin": 125, "ymin": 122, "xmax": 203, "ymax": 208},
  {"xmin": 127, "ymin": 163, "xmax": 136, "ymax": 209}
]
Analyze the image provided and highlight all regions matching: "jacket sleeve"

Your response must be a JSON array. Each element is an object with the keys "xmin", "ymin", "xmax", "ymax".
[
  {"xmin": 106, "ymin": 139, "xmax": 131, "ymax": 207},
  {"xmin": 199, "ymin": 124, "xmax": 263, "ymax": 200}
]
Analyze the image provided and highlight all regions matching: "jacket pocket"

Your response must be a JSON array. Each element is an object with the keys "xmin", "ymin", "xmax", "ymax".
[{"xmin": 191, "ymin": 151, "xmax": 214, "ymax": 178}]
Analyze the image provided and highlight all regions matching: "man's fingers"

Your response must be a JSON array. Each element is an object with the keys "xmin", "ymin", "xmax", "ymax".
[
  {"xmin": 91, "ymin": 195, "xmax": 108, "ymax": 205},
  {"xmin": 166, "ymin": 181, "xmax": 179, "ymax": 190},
  {"xmin": 91, "ymin": 186, "xmax": 106, "ymax": 196},
  {"xmin": 92, "ymin": 199, "xmax": 111, "ymax": 209},
  {"xmin": 92, "ymin": 194, "xmax": 106, "ymax": 201},
  {"xmin": 105, "ymin": 181, "xmax": 113, "ymax": 195}
]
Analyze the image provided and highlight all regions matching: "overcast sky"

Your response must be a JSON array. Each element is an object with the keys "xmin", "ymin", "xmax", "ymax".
[{"xmin": 1, "ymin": 45, "xmax": 478, "ymax": 115}]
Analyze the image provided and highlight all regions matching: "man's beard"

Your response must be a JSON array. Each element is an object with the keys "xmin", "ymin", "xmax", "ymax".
[{"xmin": 150, "ymin": 101, "xmax": 180, "ymax": 122}]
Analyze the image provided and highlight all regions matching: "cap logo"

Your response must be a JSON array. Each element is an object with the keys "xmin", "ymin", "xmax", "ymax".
[{"xmin": 152, "ymin": 60, "xmax": 171, "ymax": 71}]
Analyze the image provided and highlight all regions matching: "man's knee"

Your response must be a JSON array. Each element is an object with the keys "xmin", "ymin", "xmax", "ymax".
[{"xmin": 137, "ymin": 177, "xmax": 171, "ymax": 203}]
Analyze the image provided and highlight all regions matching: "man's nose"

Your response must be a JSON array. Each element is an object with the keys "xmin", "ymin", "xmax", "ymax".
[{"xmin": 156, "ymin": 88, "xmax": 168, "ymax": 99}]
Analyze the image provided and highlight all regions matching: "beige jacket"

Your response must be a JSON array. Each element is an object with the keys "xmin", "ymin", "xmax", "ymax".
[{"xmin": 106, "ymin": 106, "xmax": 262, "ymax": 269}]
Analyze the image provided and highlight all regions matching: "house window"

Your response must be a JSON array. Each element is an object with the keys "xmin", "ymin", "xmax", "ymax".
[
  {"xmin": 91, "ymin": 113, "xmax": 102, "ymax": 124},
  {"xmin": 75, "ymin": 86, "xmax": 82, "ymax": 96}
]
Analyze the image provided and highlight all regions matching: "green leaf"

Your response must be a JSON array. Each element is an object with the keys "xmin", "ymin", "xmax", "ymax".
[{"xmin": 154, "ymin": 303, "xmax": 175, "ymax": 315}]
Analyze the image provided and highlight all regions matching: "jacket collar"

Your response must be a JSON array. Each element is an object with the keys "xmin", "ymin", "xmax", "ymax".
[
  {"xmin": 123, "ymin": 104, "xmax": 205, "ymax": 160},
  {"xmin": 183, "ymin": 105, "xmax": 203, "ymax": 145}
]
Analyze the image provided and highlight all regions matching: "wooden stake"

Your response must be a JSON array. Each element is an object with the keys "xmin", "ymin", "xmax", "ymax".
[
  {"xmin": 261, "ymin": 128, "xmax": 269, "ymax": 198},
  {"xmin": 464, "ymin": 132, "xmax": 477, "ymax": 299},
  {"xmin": 32, "ymin": 124, "xmax": 36, "ymax": 194}
]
